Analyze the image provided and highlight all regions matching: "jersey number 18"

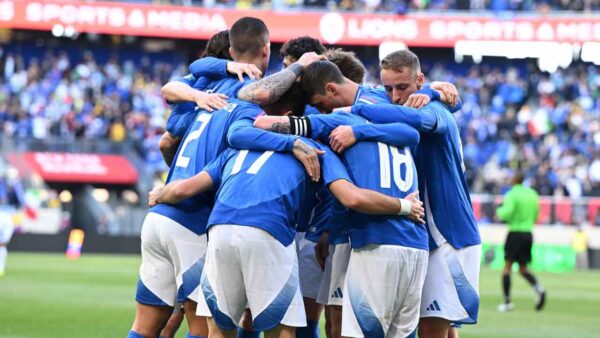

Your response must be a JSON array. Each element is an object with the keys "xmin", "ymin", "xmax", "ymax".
[{"xmin": 378, "ymin": 143, "xmax": 414, "ymax": 192}]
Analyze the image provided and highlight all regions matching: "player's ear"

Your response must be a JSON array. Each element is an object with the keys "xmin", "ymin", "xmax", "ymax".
[
  {"xmin": 325, "ymin": 83, "xmax": 337, "ymax": 96},
  {"xmin": 263, "ymin": 43, "xmax": 270, "ymax": 57},
  {"xmin": 416, "ymin": 72, "xmax": 425, "ymax": 90},
  {"xmin": 229, "ymin": 47, "xmax": 235, "ymax": 59}
]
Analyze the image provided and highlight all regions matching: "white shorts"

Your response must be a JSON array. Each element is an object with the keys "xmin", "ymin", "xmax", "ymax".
[
  {"xmin": 201, "ymin": 225, "xmax": 306, "ymax": 331},
  {"xmin": 420, "ymin": 242, "xmax": 481, "ymax": 324},
  {"xmin": 136, "ymin": 212, "xmax": 208, "ymax": 314},
  {"xmin": 296, "ymin": 233, "xmax": 323, "ymax": 300},
  {"xmin": 342, "ymin": 245, "xmax": 428, "ymax": 338},
  {"xmin": 316, "ymin": 242, "xmax": 351, "ymax": 306}
]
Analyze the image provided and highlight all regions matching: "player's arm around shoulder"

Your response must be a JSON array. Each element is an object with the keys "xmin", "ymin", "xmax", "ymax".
[
  {"xmin": 328, "ymin": 180, "xmax": 424, "ymax": 223},
  {"xmin": 148, "ymin": 172, "xmax": 215, "ymax": 207}
]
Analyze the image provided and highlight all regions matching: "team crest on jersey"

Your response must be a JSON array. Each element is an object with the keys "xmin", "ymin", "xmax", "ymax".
[{"xmin": 223, "ymin": 103, "xmax": 238, "ymax": 112}]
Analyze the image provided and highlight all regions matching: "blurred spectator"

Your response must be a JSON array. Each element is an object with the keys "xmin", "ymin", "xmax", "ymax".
[
  {"xmin": 0, "ymin": 45, "xmax": 597, "ymax": 197},
  {"xmin": 97, "ymin": 0, "xmax": 600, "ymax": 12}
]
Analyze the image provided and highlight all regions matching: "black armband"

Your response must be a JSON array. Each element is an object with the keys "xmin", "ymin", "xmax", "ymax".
[
  {"xmin": 289, "ymin": 116, "xmax": 311, "ymax": 137},
  {"xmin": 287, "ymin": 63, "xmax": 303, "ymax": 78}
]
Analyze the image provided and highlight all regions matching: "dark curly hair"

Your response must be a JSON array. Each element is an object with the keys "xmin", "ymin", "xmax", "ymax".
[
  {"xmin": 279, "ymin": 36, "xmax": 326, "ymax": 62},
  {"xmin": 203, "ymin": 30, "xmax": 232, "ymax": 60}
]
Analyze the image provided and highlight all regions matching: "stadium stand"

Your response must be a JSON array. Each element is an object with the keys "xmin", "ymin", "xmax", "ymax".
[
  {"xmin": 97, "ymin": 0, "xmax": 600, "ymax": 12},
  {"xmin": 1, "ymin": 43, "xmax": 597, "ymax": 199}
]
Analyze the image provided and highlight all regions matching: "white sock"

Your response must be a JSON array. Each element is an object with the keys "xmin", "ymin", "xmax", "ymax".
[{"xmin": 0, "ymin": 246, "xmax": 7, "ymax": 273}]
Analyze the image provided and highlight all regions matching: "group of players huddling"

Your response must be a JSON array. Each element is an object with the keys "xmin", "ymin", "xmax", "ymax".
[{"xmin": 126, "ymin": 16, "xmax": 481, "ymax": 338}]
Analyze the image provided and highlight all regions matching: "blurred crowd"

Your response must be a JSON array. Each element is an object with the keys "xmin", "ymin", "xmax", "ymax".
[
  {"xmin": 126, "ymin": 0, "xmax": 600, "ymax": 12},
  {"xmin": 422, "ymin": 63, "xmax": 600, "ymax": 197},
  {"xmin": 0, "ymin": 48, "xmax": 598, "ymax": 197},
  {"xmin": 0, "ymin": 50, "xmax": 186, "ymax": 174}
]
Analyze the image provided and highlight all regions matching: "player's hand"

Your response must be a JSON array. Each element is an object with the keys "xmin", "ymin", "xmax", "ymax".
[
  {"xmin": 405, "ymin": 191, "xmax": 425, "ymax": 224},
  {"xmin": 430, "ymin": 81, "xmax": 459, "ymax": 107},
  {"xmin": 404, "ymin": 93, "xmax": 431, "ymax": 109},
  {"xmin": 226, "ymin": 62, "xmax": 263, "ymax": 82},
  {"xmin": 315, "ymin": 232, "xmax": 330, "ymax": 270},
  {"xmin": 148, "ymin": 186, "xmax": 164, "ymax": 207},
  {"xmin": 328, "ymin": 126, "xmax": 356, "ymax": 153},
  {"xmin": 293, "ymin": 139, "xmax": 325, "ymax": 183},
  {"xmin": 193, "ymin": 91, "xmax": 228, "ymax": 112},
  {"xmin": 296, "ymin": 52, "xmax": 326, "ymax": 69}
]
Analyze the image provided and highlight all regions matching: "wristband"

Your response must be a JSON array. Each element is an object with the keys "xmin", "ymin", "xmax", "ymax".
[
  {"xmin": 287, "ymin": 63, "xmax": 303, "ymax": 78},
  {"xmin": 289, "ymin": 116, "xmax": 311, "ymax": 137},
  {"xmin": 398, "ymin": 198, "xmax": 412, "ymax": 216}
]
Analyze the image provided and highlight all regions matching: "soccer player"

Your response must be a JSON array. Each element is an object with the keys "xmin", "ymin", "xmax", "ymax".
[
  {"xmin": 128, "ymin": 17, "xmax": 322, "ymax": 338},
  {"xmin": 330, "ymin": 50, "xmax": 481, "ymax": 338},
  {"xmin": 0, "ymin": 208, "xmax": 14, "ymax": 277},
  {"xmin": 251, "ymin": 60, "xmax": 432, "ymax": 338},
  {"xmin": 148, "ymin": 133, "xmax": 424, "ymax": 338},
  {"xmin": 159, "ymin": 30, "xmax": 262, "ymax": 166},
  {"xmin": 496, "ymin": 172, "xmax": 546, "ymax": 312},
  {"xmin": 280, "ymin": 36, "xmax": 327, "ymax": 68}
]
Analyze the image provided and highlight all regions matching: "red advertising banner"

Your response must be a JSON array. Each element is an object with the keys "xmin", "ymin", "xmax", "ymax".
[
  {"xmin": 0, "ymin": 0, "xmax": 598, "ymax": 46},
  {"xmin": 8, "ymin": 152, "xmax": 139, "ymax": 185}
]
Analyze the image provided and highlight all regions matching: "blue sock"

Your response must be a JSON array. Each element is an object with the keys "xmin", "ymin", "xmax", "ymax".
[
  {"xmin": 126, "ymin": 331, "xmax": 145, "ymax": 338},
  {"xmin": 296, "ymin": 319, "xmax": 320, "ymax": 338},
  {"xmin": 237, "ymin": 327, "xmax": 261, "ymax": 338},
  {"xmin": 185, "ymin": 333, "xmax": 206, "ymax": 338}
]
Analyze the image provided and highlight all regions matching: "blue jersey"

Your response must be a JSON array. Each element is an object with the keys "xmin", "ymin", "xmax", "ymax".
[
  {"xmin": 150, "ymin": 99, "xmax": 264, "ymax": 235},
  {"xmin": 203, "ymin": 138, "xmax": 351, "ymax": 246},
  {"xmin": 309, "ymin": 85, "xmax": 389, "ymax": 245},
  {"xmin": 351, "ymin": 101, "xmax": 481, "ymax": 250},
  {"xmin": 305, "ymin": 112, "xmax": 427, "ymax": 250},
  {"xmin": 166, "ymin": 73, "xmax": 213, "ymax": 137},
  {"xmin": 298, "ymin": 186, "xmax": 334, "ymax": 243}
]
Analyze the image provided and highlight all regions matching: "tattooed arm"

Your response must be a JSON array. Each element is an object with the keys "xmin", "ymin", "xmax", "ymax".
[{"xmin": 238, "ymin": 52, "xmax": 324, "ymax": 105}]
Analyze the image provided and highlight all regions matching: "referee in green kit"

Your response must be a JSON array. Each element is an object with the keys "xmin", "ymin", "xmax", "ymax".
[{"xmin": 496, "ymin": 172, "xmax": 546, "ymax": 312}]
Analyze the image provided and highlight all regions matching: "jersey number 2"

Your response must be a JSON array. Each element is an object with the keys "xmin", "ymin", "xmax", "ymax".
[
  {"xmin": 175, "ymin": 113, "xmax": 212, "ymax": 168},
  {"xmin": 378, "ymin": 143, "xmax": 414, "ymax": 192}
]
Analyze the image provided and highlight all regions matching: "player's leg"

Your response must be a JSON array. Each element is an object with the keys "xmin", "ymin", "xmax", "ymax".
[
  {"xmin": 202, "ymin": 225, "xmax": 248, "ymax": 338},
  {"xmin": 0, "ymin": 243, "xmax": 7, "ymax": 277},
  {"xmin": 0, "ymin": 218, "xmax": 14, "ymax": 276},
  {"xmin": 418, "ymin": 318, "xmax": 451, "ymax": 338},
  {"xmin": 239, "ymin": 226, "xmax": 306, "ymax": 337},
  {"xmin": 169, "ymin": 228, "xmax": 210, "ymax": 338},
  {"xmin": 497, "ymin": 258, "xmax": 514, "ymax": 312},
  {"xmin": 237, "ymin": 309, "xmax": 260, "ymax": 338},
  {"xmin": 207, "ymin": 317, "xmax": 236, "ymax": 338},
  {"xmin": 159, "ymin": 306, "xmax": 184, "ymax": 338},
  {"xmin": 297, "ymin": 237, "xmax": 324, "ymax": 338},
  {"xmin": 297, "ymin": 298, "xmax": 322, "ymax": 338},
  {"xmin": 130, "ymin": 303, "xmax": 173, "ymax": 337},
  {"xmin": 516, "ymin": 232, "xmax": 546, "ymax": 310},
  {"xmin": 322, "ymin": 243, "xmax": 350, "ymax": 338},
  {"xmin": 419, "ymin": 243, "xmax": 480, "ymax": 338},
  {"xmin": 447, "ymin": 325, "xmax": 460, "ymax": 338},
  {"xmin": 323, "ymin": 306, "xmax": 332, "ymax": 338},
  {"xmin": 498, "ymin": 232, "xmax": 517, "ymax": 312},
  {"xmin": 183, "ymin": 300, "xmax": 209, "ymax": 337},
  {"xmin": 129, "ymin": 213, "xmax": 179, "ymax": 337},
  {"xmin": 316, "ymin": 245, "xmax": 335, "ymax": 338},
  {"xmin": 265, "ymin": 325, "xmax": 296, "ymax": 338}
]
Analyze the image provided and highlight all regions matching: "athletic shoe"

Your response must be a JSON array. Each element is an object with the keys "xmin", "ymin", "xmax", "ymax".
[
  {"xmin": 497, "ymin": 302, "xmax": 514, "ymax": 312},
  {"xmin": 535, "ymin": 290, "xmax": 546, "ymax": 311}
]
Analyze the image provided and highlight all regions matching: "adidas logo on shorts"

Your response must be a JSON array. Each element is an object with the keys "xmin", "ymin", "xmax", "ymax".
[
  {"xmin": 331, "ymin": 287, "xmax": 343, "ymax": 299},
  {"xmin": 426, "ymin": 300, "xmax": 441, "ymax": 312}
]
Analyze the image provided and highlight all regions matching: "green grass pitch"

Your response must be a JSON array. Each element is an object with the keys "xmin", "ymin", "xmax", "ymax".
[{"xmin": 0, "ymin": 252, "xmax": 598, "ymax": 338}]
